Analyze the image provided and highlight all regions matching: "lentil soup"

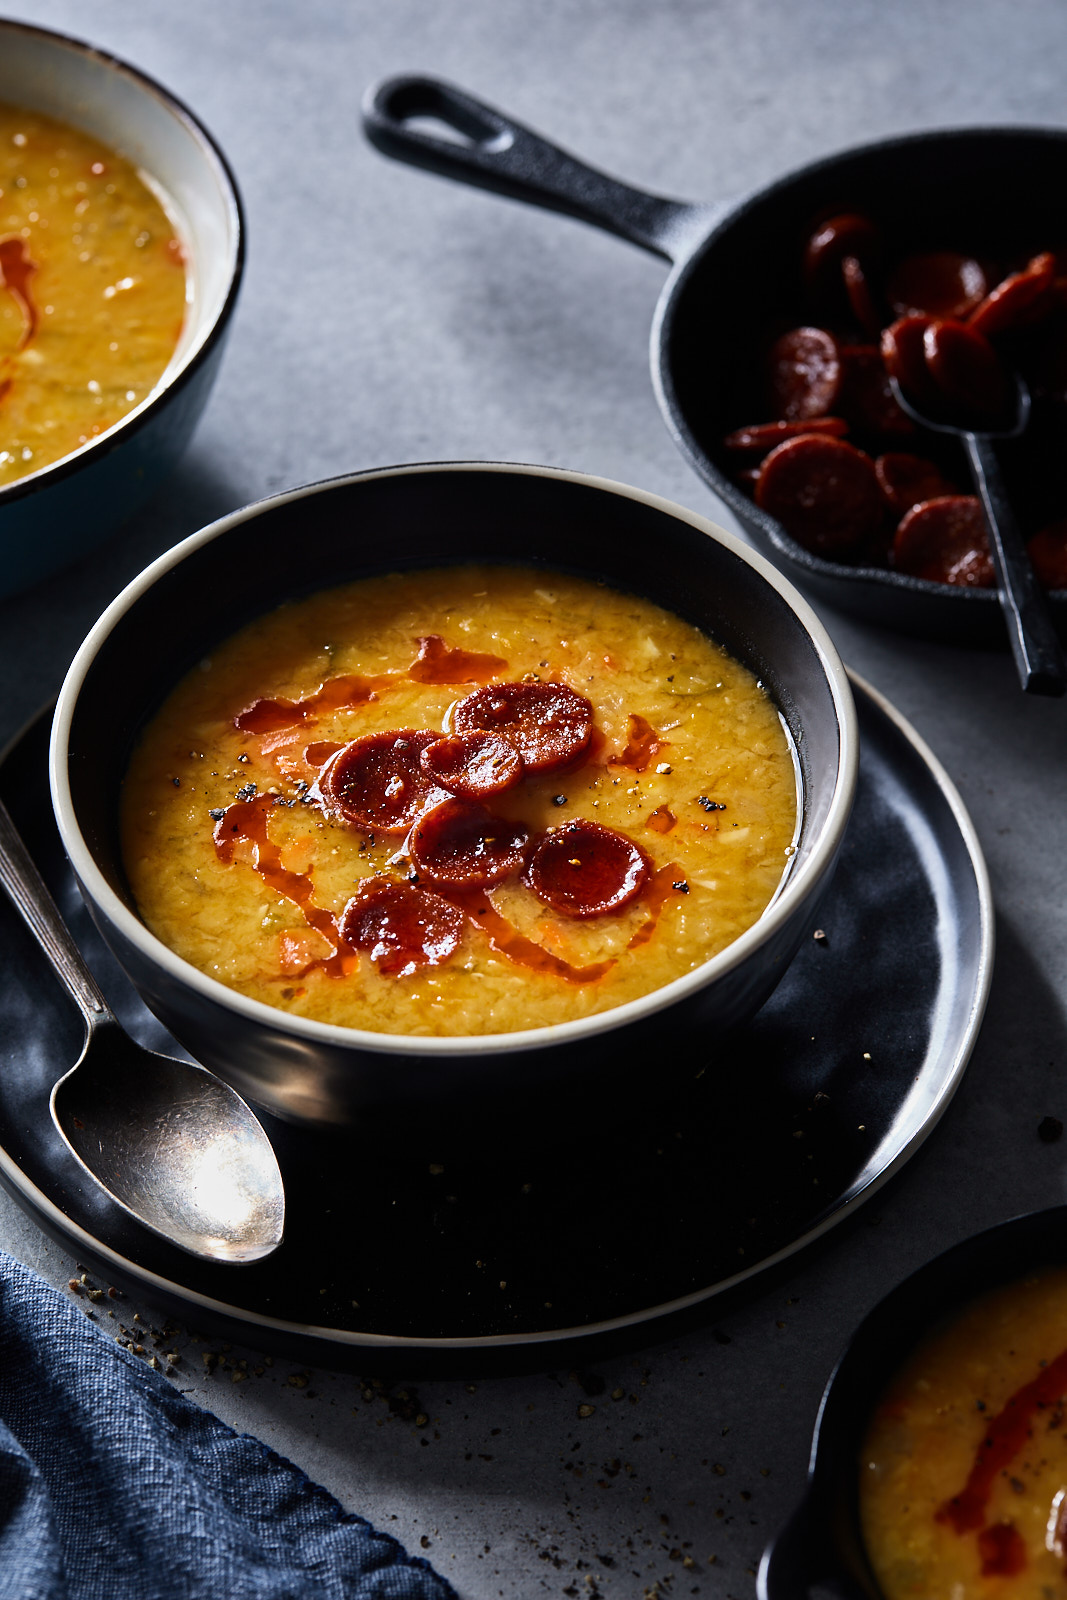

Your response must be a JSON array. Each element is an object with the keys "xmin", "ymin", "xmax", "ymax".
[
  {"xmin": 861, "ymin": 1267, "xmax": 1067, "ymax": 1598},
  {"xmin": 0, "ymin": 103, "xmax": 187, "ymax": 487},
  {"xmin": 121, "ymin": 565, "xmax": 799, "ymax": 1036}
]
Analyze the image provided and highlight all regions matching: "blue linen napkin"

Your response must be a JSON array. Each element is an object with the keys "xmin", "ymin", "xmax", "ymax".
[{"xmin": 0, "ymin": 1251, "xmax": 458, "ymax": 1600}]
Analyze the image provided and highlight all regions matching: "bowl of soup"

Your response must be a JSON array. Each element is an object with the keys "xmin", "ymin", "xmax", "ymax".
[
  {"xmin": 0, "ymin": 19, "xmax": 243, "ymax": 596},
  {"xmin": 50, "ymin": 462, "xmax": 856, "ymax": 1126},
  {"xmin": 759, "ymin": 1206, "xmax": 1067, "ymax": 1600}
]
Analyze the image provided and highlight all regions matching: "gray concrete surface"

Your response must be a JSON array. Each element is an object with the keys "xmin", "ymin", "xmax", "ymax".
[{"xmin": 4, "ymin": 2, "xmax": 1067, "ymax": 1595}]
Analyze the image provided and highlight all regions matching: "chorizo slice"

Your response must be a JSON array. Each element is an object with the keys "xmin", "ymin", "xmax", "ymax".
[
  {"xmin": 420, "ymin": 731, "xmax": 523, "ymax": 800},
  {"xmin": 803, "ymin": 212, "xmax": 880, "ymax": 302},
  {"xmin": 841, "ymin": 254, "xmax": 884, "ymax": 337},
  {"xmin": 880, "ymin": 316, "xmax": 941, "ymax": 416},
  {"xmin": 767, "ymin": 327, "xmax": 843, "ymax": 420},
  {"xmin": 968, "ymin": 252, "xmax": 1056, "ymax": 337},
  {"xmin": 408, "ymin": 798, "xmax": 531, "ymax": 889},
  {"xmin": 524, "ymin": 818, "xmax": 650, "ymax": 919},
  {"xmin": 1026, "ymin": 520, "xmax": 1067, "ymax": 591},
  {"xmin": 723, "ymin": 416, "xmax": 849, "ymax": 454},
  {"xmin": 452, "ymin": 680, "xmax": 593, "ymax": 774},
  {"xmin": 340, "ymin": 878, "xmax": 464, "ymax": 978},
  {"xmin": 892, "ymin": 496, "xmax": 995, "ymax": 587},
  {"xmin": 838, "ymin": 344, "xmax": 915, "ymax": 436},
  {"xmin": 923, "ymin": 318, "xmax": 1009, "ymax": 422},
  {"xmin": 754, "ymin": 434, "xmax": 883, "ymax": 558},
  {"xmin": 874, "ymin": 453, "xmax": 958, "ymax": 517},
  {"xmin": 320, "ymin": 730, "xmax": 440, "ymax": 834},
  {"xmin": 888, "ymin": 251, "xmax": 988, "ymax": 320}
]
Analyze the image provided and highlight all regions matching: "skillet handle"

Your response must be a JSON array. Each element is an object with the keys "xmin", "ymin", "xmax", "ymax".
[{"xmin": 362, "ymin": 75, "xmax": 713, "ymax": 263}]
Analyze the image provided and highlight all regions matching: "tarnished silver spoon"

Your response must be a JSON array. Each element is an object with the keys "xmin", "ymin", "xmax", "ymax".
[{"xmin": 0, "ymin": 798, "xmax": 284, "ymax": 1264}]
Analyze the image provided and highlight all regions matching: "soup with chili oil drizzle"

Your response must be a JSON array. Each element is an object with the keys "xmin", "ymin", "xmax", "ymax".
[
  {"xmin": 120, "ymin": 566, "xmax": 799, "ymax": 1037},
  {"xmin": 0, "ymin": 103, "xmax": 187, "ymax": 487},
  {"xmin": 861, "ymin": 1267, "xmax": 1067, "ymax": 1598}
]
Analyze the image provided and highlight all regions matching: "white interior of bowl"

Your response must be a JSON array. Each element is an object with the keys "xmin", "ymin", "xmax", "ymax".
[{"xmin": 0, "ymin": 22, "xmax": 239, "ymax": 424}]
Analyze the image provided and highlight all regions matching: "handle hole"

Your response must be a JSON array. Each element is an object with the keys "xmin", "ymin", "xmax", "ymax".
[{"xmin": 402, "ymin": 114, "xmax": 513, "ymax": 155}]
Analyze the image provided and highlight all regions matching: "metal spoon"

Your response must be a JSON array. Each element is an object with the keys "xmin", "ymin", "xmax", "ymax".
[
  {"xmin": 888, "ymin": 368, "xmax": 1066, "ymax": 697},
  {"xmin": 0, "ymin": 798, "xmax": 284, "ymax": 1264}
]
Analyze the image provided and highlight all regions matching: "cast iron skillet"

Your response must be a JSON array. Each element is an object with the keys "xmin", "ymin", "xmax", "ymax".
[
  {"xmin": 758, "ymin": 1205, "xmax": 1067, "ymax": 1599},
  {"xmin": 362, "ymin": 78, "xmax": 1067, "ymax": 647}
]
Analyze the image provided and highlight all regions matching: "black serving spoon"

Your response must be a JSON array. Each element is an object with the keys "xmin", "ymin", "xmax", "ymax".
[
  {"xmin": 888, "ymin": 366, "xmax": 1066, "ymax": 695},
  {"xmin": 363, "ymin": 80, "xmax": 1067, "ymax": 649}
]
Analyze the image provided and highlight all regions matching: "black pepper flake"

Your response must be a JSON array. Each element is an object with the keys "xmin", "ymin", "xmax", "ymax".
[
  {"xmin": 235, "ymin": 782, "xmax": 257, "ymax": 802},
  {"xmin": 672, "ymin": 881, "xmax": 689, "ymax": 893},
  {"xmin": 238, "ymin": 753, "xmax": 250, "ymax": 763},
  {"xmin": 552, "ymin": 795, "xmax": 568, "ymax": 807},
  {"xmin": 208, "ymin": 808, "xmax": 225, "ymax": 821},
  {"xmin": 171, "ymin": 777, "xmax": 181, "ymax": 787},
  {"xmin": 697, "ymin": 796, "xmax": 725, "ymax": 812},
  {"xmin": 1039, "ymin": 1116, "xmax": 1064, "ymax": 1143}
]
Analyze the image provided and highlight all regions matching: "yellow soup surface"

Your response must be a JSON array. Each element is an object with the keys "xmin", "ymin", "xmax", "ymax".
[
  {"xmin": 121, "ymin": 565, "xmax": 799, "ymax": 1036},
  {"xmin": 0, "ymin": 103, "xmax": 187, "ymax": 486},
  {"xmin": 861, "ymin": 1267, "xmax": 1067, "ymax": 1599}
]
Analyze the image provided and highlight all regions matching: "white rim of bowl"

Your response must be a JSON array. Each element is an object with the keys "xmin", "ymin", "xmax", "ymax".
[
  {"xmin": 50, "ymin": 460, "xmax": 859, "ymax": 1060},
  {"xmin": 0, "ymin": 17, "xmax": 244, "ymax": 505}
]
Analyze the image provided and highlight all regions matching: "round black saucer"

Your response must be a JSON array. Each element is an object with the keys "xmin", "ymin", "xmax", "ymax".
[{"xmin": 0, "ymin": 678, "xmax": 991, "ymax": 1370}]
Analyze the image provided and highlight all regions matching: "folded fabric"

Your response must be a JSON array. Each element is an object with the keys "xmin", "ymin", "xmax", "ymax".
[{"xmin": 0, "ymin": 1251, "xmax": 458, "ymax": 1600}]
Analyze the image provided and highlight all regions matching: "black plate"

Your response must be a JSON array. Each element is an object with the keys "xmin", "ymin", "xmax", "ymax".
[{"xmin": 0, "ymin": 679, "xmax": 991, "ymax": 1370}]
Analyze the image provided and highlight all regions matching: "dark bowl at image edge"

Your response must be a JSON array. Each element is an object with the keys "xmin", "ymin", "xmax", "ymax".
[
  {"xmin": 0, "ymin": 20, "xmax": 244, "ymax": 597},
  {"xmin": 759, "ymin": 1206, "xmax": 1067, "ymax": 1600},
  {"xmin": 657, "ymin": 124, "xmax": 1067, "ymax": 644},
  {"xmin": 49, "ymin": 462, "xmax": 857, "ymax": 1129}
]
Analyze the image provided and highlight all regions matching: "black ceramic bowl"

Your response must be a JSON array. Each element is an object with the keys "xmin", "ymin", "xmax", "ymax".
[
  {"xmin": 50, "ymin": 463, "xmax": 856, "ymax": 1128},
  {"xmin": 759, "ymin": 1206, "xmax": 1067, "ymax": 1600},
  {"xmin": 365, "ymin": 83, "xmax": 1067, "ymax": 646}
]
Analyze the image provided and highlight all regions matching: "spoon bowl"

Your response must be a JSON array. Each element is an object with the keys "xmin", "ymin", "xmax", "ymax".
[
  {"xmin": 51, "ymin": 1028, "xmax": 285, "ymax": 1265},
  {"xmin": 0, "ymin": 797, "xmax": 284, "ymax": 1264}
]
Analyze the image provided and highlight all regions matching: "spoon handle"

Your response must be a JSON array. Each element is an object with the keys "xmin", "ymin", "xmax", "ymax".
[
  {"xmin": 965, "ymin": 433, "xmax": 1067, "ymax": 697},
  {"xmin": 0, "ymin": 798, "xmax": 110, "ymax": 1030}
]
